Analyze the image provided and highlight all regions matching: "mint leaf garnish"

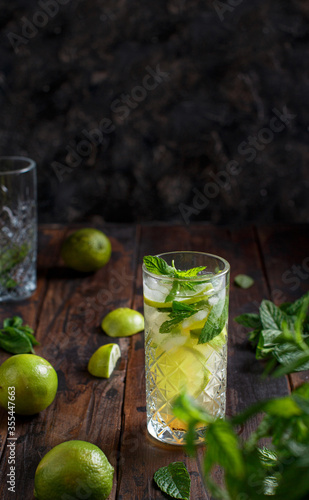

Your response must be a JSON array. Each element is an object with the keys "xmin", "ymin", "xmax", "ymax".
[
  {"xmin": 174, "ymin": 266, "xmax": 207, "ymax": 278},
  {"xmin": 198, "ymin": 296, "xmax": 229, "ymax": 344},
  {"xmin": 234, "ymin": 274, "xmax": 254, "ymax": 289},
  {"xmin": 143, "ymin": 255, "xmax": 206, "ymax": 301},
  {"xmin": 234, "ymin": 292, "xmax": 309, "ymax": 375},
  {"xmin": 0, "ymin": 316, "xmax": 39, "ymax": 354},
  {"xmin": 154, "ymin": 462, "xmax": 191, "ymax": 500},
  {"xmin": 159, "ymin": 301, "xmax": 197, "ymax": 333},
  {"xmin": 143, "ymin": 256, "xmax": 175, "ymax": 276}
]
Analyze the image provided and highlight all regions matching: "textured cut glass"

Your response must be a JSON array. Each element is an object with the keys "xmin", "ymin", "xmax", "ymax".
[
  {"xmin": 143, "ymin": 252, "xmax": 230, "ymax": 445},
  {"xmin": 0, "ymin": 157, "xmax": 37, "ymax": 301}
]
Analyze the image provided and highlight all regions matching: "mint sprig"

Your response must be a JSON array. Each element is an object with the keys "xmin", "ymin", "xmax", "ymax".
[
  {"xmin": 159, "ymin": 301, "xmax": 199, "ymax": 333},
  {"xmin": 154, "ymin": 462, "xmax": 191, "ymax": 500},
  {"xmin": 235, "ymin": 291, "xmax": 309, "ymax": 375},
  {"xmin": 173, "ymin": 384, "xmax": 309, "ymax": 500},
  {"xmin": 198, "ymin": 296, "xmax": 229, "ymax": 344},
  {"xmin": 0, "ymin": 316, "xmax": 39, "ymax": 354},
  {"xmin": 143, "ymin": 255, "xmax": 206, "ymax": 301}
]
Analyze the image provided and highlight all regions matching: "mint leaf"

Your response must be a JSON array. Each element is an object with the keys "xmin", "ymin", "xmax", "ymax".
[
  {"xmin": 143, "ymin": 255, "xmax": 174, "ymax": 276},
  {"xmin": 159, "ymin": 301, "xmax": 196, "ymax": 333},
  {"xmin": 284, "ymin": 291, "xmax": 309, "ymax": 316},
  {"xmin": 198, "ymin": 296, "xmax": 228, "ymax": 344},
  {"xmin": 204, "ymin": 420, "xmax": 245, "ymax": 478},
  {"xmin": 234, "ymin": 274, "xmax": 254, "ymax": 289},
  {"xmin": 154, "ymin": 462, "xmax": 191, "ymax": 500},
  {"xmin": 0, "ymin": 328, "xmax": 33, "ymax": 354},
  {"xmin": 175, "ymin": 266, "xmax": 206, "ymax": 278},
  {"xmin": 259, "ymin": 300, "xmax": 287, "ymax": 331},
  {"xmin": 0, "ymin": 317, "xmax": 39, "ymax": 354}
]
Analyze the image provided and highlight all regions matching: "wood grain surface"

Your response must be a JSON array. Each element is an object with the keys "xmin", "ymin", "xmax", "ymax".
[{"xmin": 0, "ymin": 223, "xmax": 308, "ymax": 499}]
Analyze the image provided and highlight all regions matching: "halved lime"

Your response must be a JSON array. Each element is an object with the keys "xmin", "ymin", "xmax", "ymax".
[
  {"xmin": 101, "ymin": 308, "xmax": 144, "ymax": 337},
  {"xmin": 88, "ymin": 343, "xmax": 121, "ymax": 378}
]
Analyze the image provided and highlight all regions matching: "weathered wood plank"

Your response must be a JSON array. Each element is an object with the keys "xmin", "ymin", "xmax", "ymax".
[
  {"xmin": 0, "ymin": 224, "xmax": 137, "ymax": 499},
  {"xmin": 256, "ymin": 224, "xmax": 309, "ymax": 390},
  {"xmin": 0, "ymin": 227, "xmax": 66, "ymax": 472}
]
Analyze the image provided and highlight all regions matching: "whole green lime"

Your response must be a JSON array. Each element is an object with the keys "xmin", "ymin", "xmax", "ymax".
[
  {"xmin": 101, "ymin": 308, "xmax": 144, "ymax": 337},
  {"xmin": 34, "ymin": 440, "xmax": 114, "ymax": 500},
  {"xmin": 0, "ymin": 354, "xmax": 58, "ymax": 415},
  {"xmin": 61, "ymin": 228, "xmax": 112, "ymax": 272}
]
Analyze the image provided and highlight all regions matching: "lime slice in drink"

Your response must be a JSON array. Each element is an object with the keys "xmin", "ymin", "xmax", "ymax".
[
  {"xmin": 88, "ymin": 343, "xmax": 121, "ymax": 378},
  {"xmin": 144, "ymin": 283, "xmax": 213, "ymax": 309},
  {"xmin": 154, "ymin": 345, "xmax": 211, "ymax": 400}
]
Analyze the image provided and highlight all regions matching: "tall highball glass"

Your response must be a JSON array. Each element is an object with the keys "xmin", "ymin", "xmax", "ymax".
[{"xmin": 143, "ymin": 251, "xmax": 230, "ymax": 445}]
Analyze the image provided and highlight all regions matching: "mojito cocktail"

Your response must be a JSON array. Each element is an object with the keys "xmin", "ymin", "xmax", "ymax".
[{"xmin": 143, "ymin": 252, "xmax": 230, "ymax": 445}]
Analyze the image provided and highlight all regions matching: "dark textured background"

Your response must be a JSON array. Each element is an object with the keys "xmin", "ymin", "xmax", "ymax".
[{"xmin": 1, "ymin": 0, "xmax": 308, "ymax": 225}]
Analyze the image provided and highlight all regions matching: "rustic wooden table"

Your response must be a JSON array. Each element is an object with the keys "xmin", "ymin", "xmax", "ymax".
[{"xmin": 0, "ymin": 223, "xmax": 308, "ymax": 499}]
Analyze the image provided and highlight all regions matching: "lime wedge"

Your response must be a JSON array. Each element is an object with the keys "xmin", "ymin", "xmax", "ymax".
[{"xmin": 88, "ymin": 343, "xmax": 121, "ymax": 378}]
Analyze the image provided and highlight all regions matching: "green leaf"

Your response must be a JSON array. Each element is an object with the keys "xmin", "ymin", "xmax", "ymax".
[
  {"xmin": 3, "ymin": 316, "xmax": 23, "ymax": 328},
  {"xmin": 165, "ymin": 281, "xmax": 181, "ymax": 303},
  {"xmin": 234, "ymin": 313, "xmax": 262, "ymax": 329},
  {"xmin": 273, "ymin": 343, "xmax": 309, "ymax": 372},
  {"xmin": 0, "ymin": 316, "xmax": 38, "ymax": 354},
  {"xmin": 272, "ymin": 352, "xmax": 309, "ymax": 377},
  {"xmin": 159, "ymin": 301, "xmax": 197, "ymax": 333},
  {"xmin": 258, "ymin": 447, "xmax": 278, "ymax": 469},
  {"xmin": 175, "ymin": 266, "xmax": 206, "ymax": 278},
  {"xmin": 256, "ymin": 329, "xmax": 283, "ymax": 359},
  {"xmin": 204, "ymin": 420, "xmax": 245, "ymax": 479},
  {"xmin": 153, "ymin": 462, "xmax": 191, "ymax": 500},
  {"xmin": 0, "ymin": 328, "xmax": 33, "ymax": 354},
  {"xmin": 143, "ymin": 255, "xmax": 175, "ymax": 276},
  {"xmin": 172, "ymin": 301, "xmax": 196, "ymax": 313},
  {"xmin": 198, "ymin": 296, "xmax": 228, "ymax": 344},
  {"xmin": 284, "ymin": 291, "xmax": 309, "ymax": 316},
  {"xmin": 259, "ymin": 300, "xmax": 287, "ymax": 331},
  {"xmin": 234, "ymin": 274, "xmax": 255, "ymax": 289}
]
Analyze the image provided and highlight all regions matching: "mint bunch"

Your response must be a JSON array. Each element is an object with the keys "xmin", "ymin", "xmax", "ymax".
[
  {"xmin": 235, "ymin": 292, "xmax": 309, "ymax": 376},
  {"xmin": 173, "ymin": 385, "xmax": 309, "ymax": 500}
]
